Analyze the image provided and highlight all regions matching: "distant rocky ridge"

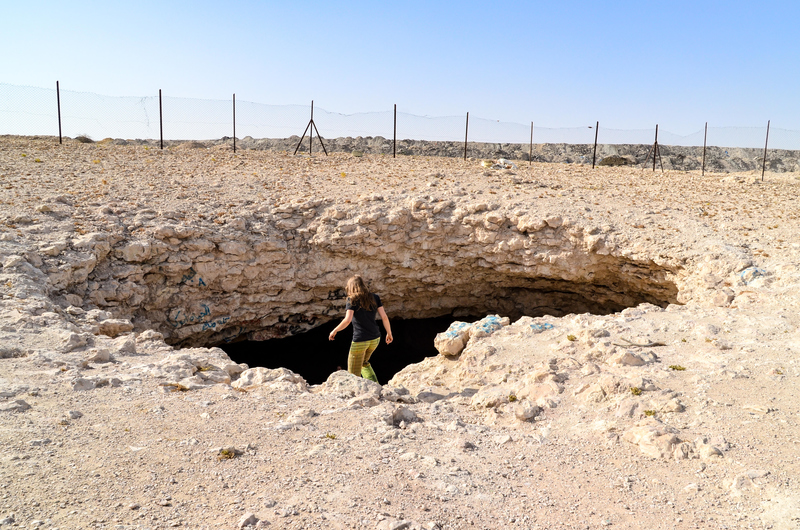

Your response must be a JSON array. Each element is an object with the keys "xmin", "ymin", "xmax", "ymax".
[{"xmin": 101, "ymin": 135, "xmax": 800, "ymax": 173}]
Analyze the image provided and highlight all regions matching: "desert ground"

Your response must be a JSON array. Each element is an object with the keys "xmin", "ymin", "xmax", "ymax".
[{"xmin": 1, "ymin": 136, "xmax": 799, "ymax": 529}]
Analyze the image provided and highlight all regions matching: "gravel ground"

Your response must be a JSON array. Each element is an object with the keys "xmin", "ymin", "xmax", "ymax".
[{"xmin": 1, "ymin": 136, "xmax": 800, "ymax": 529}]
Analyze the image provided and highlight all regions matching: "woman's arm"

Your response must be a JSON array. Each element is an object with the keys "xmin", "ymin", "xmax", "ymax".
[
  {"xmin": 377, "ymin": 306, "xmax": 393, "ymax": 344},
  {"xmin": 328, "ymin": 310, "xmax": 354, "ymax": 340}
]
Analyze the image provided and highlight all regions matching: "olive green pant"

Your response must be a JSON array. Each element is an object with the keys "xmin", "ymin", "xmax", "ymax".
[{"xmin": 348, "ymin": 338, "xmax": 380, "ymax": 383}]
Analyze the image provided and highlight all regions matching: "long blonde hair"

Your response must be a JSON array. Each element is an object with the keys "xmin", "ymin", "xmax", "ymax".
[{"xmin": 346, "ymin": 275, "xmax": 376, "ymax": 311}]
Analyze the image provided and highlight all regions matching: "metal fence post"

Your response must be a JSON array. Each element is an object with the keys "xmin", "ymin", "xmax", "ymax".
[
  {"xmin": 393, "ymin": 104, "xmax": 397, "ymax": 159},
  {"xmin": 463, "ymin": 112, "xmax": 469, "ymax": 161},
  {"xmin": 591, "ymin": 121, "xmax": 599, "ymax": 169},
  {"xmin": 529, "ymin": 121, "xmax": 533, "ymax": 166},
  {"xmin": 56, "ymin": 81, "xmax": 62, "ymax": 145},
  {"xmin": 762, "ymin": 120, "xmax": 770, "ymax": 181},
  {"xmin": 233, "ymin": 93, "xmax": 236, "ymax": 153},
  {"xmin": 653, "ymin": 125, "xmax": 658, "ymax": 171},
  {"xmin": 159, "ymin": 89, "xmax": 164, "ymax": 150},
  {"xmin": 702, "ymin": 122, "xmax": 707, "ymax": 176}
]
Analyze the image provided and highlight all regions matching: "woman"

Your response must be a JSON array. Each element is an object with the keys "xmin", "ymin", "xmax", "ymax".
[{"xmin": 328, "ymin": 275, "xmax": 393, "ymax": 383}]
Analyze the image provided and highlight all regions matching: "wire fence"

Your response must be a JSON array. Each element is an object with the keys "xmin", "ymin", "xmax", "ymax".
[{"xmin": 2, "ymin": 82, "xmax": 799, "ymax": 151}]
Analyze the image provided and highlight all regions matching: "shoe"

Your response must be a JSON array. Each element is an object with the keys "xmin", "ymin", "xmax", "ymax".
[{"xmin": 361, "ymin": 364, "xmax": 379, "ymax": 384}]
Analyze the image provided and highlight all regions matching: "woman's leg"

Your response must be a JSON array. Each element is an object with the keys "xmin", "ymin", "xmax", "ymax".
[
  {"xmin": 361, "ymin": 338, "xmax": 380, "ymax": 366},
  {"xmin": 360, "ymin": 338, "xmax": 380, "ymax": 383},
  {"xmin": 347, "ymin": 340, "xmax": 370, "ymax": 376}
]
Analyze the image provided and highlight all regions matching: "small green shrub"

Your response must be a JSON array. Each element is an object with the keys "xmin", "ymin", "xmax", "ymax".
[
  {"xmin": 630, "ymin": 387, "xmax": 642, "ymax": 396},
  {"xmin": 325, "ymin": 433, "xmax": 337, "ymax": 440},
  {"xmin": 644, "ymin": 410, "xmax": 656, "ymax": 417},
  {"xmin": 567, "ymin": 334, "xmax": 577, "ymax": 342},
  {"xmin": 669, "ymin": 365, "xmax": 687, "ymax": 371},
  {"xmin": 217, "ymin": 449, "xmax": 237, "ymax": 460},
  {"xmin": 508, "ymin": 394, "xmax": 517, "ymax": 402},
  {"xmin": 598, "ymin": 155, "xmax": 630, "ymax": 167}
]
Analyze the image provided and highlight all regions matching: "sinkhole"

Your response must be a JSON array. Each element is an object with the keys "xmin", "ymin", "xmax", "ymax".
[
  {"xmin": 220, "ymin": 316, "xmax": 469, "ymax": 386},
  {"xmin": 217, "ymin": 278, "xmax": 679, "ymax": 385}
]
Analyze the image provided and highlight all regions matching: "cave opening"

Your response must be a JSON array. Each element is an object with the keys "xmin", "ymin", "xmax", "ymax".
[
  {"xmin": 219, "ymin": 315, "xmax": 472, "ymax": 386},
  {"xmin": 215, "ymin": 276, "xmax": 679, "ymax": 385}
]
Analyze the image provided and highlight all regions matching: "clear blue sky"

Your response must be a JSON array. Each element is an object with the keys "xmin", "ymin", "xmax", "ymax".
[{"xmin": 2, "ymin": 0, "xmax": 799, "ymax": 135}]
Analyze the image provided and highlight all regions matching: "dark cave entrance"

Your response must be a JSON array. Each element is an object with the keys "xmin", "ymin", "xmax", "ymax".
[
  {"xmin": 219, "ymin": 316, "xmax": 473, "ymax": 386},
  {"xmin": 216, "ymin": 276, "xmax": 679, "ymax": 386}
]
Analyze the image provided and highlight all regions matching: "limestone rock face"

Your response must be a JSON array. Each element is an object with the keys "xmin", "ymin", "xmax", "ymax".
[
  {"xmin": 118, "ymin": 241, "xmax": 152, "ymax": 262},
  {"xmin": 32, "ymin": 191, "xmax": 684, "ymax": 349}
]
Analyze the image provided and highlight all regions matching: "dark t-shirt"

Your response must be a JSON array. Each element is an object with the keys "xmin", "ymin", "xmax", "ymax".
[{"xmin": 346, "ymin": 294, "xmax": 383, "ymax": 342}]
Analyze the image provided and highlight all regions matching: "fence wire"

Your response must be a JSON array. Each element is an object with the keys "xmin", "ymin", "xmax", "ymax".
[{"xmin": 1, "ymin": 83, "xmax": 797, "ymax": 150}]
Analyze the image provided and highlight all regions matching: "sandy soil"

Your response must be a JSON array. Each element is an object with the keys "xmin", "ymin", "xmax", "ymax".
[{"xmin": 1, "ymin": 136, "xmax": 800, "ymax": 530}]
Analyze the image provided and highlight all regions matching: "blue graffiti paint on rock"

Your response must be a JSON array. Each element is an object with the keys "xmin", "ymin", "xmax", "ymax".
[
  {"xmin": 473, "ymin": 315, "xmax": 504, "ymax": 335},
  {"xmin": 180, "ymin": 267, "xmax": 207, "ymax": 287},
  {"xmin": 740, "ymin": 267, "xmax": 766, "ymax": 285},
  {"xmin": 181, "ymin": 268, "xmax": 197, "ymax": 284},
  {"xmin": 202, "ymin": 316, "xmax": 231, "ymax": 331},
  {"xmin": 444, "ymin": 321, "xmax": 471, "ymax": 338},
  {"xmin": 169, "ymin": 304, "xmax": 212, "ymax": 328},
  {"xmin": 530, "ymin": 323, "xmax": 555, "ymax": 332}
]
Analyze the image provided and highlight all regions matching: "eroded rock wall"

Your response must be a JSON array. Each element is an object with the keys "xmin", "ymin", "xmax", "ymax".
[{"xmin": 44, "ymin": 196, "xmax": 682, "ymax": 348}]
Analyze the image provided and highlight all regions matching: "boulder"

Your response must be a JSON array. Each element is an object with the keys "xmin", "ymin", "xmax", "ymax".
[
  {"xmin": 0, "ymin": 399, "xmax": 31, "ymax": 412},
  {"xmin": 622, "ymin": 422, "xmax": 683, "ymax": 459},
  {"xmin": 470, "ymin": 385, "xmax": 512, "ymax": 409},
  {"xmin": 62, "ymin": 332, "xmax": 88, "ymax": 352},
  {"xmin": 315, "ymin": 370, "xmax": 380, "ymax": 398},
  {"xmin": 712, "ymin": 288, "xmax": 735, "ymax": 307},
  {"xmin": 468, "ymin": 315, "xmax": 510, "ymax": 340},
  {"xmin": 607, "ymin": 351, "xmax": 647, "ymax": 366},
  {"xmin": 513, "ymin": 400, "xmax": 541, "ymax": 422},
  {"xmin": 433, "ymin": 321, "xmax": 471, "ymax": 357},
  {"xmin": 98, "ymin": 319, "xmax": 134, "ymax": 338},
  {"xmin": 232, "ymin": 367, "xmax": 307, "ymax": 391},
  {"xmin": 71, "ymin": 378, "xmax": 96, "ymax": 391},
  {"xmin": 374, "ymin": 403, "xmax": 419, "ymax": 426},
  {"xmin": 84, "ymin": 348, "xmax": 111, "ymax": 363},
  {"xmin": 237, "ymin": 512, "xmax": 258, "ymax": 528}
]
